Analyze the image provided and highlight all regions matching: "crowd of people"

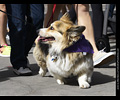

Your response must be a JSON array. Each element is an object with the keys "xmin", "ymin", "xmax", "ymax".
[{"xmin": 0, "ymin": 4, "xmax": 115, "ymax": 76}]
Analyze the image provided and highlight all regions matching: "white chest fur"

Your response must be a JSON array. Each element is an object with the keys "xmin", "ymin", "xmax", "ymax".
[
  {"xmin": 49, "ymin": 53, "xmax": 72, "ymax": 70},
  {"xmin": 47, "ymin": 52, "xmax": 93, "ymax": 78}
]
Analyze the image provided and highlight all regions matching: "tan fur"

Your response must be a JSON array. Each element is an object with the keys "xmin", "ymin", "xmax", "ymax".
[
  {"xmin": 33, "ymin": 12, "xmax": 94, "ymax": 88},
  {"xmin": 33, "ymin": 43, "xmax": 47, "ymax": 76}
]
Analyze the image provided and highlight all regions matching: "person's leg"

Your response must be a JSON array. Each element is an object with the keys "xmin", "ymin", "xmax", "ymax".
[
  {"xmin": 44, "ymin": 4, "xmax": 64, "ymax": 28},
  {"xmin": 0, "ymin": 4, "xmax": 7, "ymax": 46},
  {"xmin": 30, "ymin": 4, "xmax": 44, "ymax": 30},
  {"xmin": 74, "ymin": 4, "xmax": 98, "ymax": 54},
  {"xmin": 24, "ymin": 4, "xmax": 44, "ymax": 56},
  {"xmin": 6, "ymin": 4, "xmax": 27, "ymax": 68},
  {"xmin": 91, "ymin": 4, "xmax": 104, "ymax": 41},
  {"xmin": 68, "ymin": 5, "xmax": 77, "ymax": 23},
  {"xmin": 0, "ymin": 4, "xmax": 11, "ymax": 57},
  {"xmin": 109, "ymin": 4, "xmax": 116, "ymax": 18},
  {"xmin": 44, "ymin": 4, "xmax": 53, "ymax": 27},
  {"xmin": 74, "ymin": 4, "xmax": 115, "ymax": 66},
  {"xmin": 6, "ymin": 4, "xmax": 33, "ymax": 75},
  {"xmin": 61, "ymin": 4, "xmax": 72, "ymax": 15}
]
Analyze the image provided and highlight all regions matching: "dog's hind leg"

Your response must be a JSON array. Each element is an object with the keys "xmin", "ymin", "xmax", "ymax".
[{"xmin": 87, "ymin": 67, "xmax": 94, "ymax": 83}]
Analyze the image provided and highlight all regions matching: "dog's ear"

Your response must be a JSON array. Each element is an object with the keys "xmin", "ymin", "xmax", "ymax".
[
  {"xmin": 60, "ymin": 12, "xmax": 73, "ymax": 24},
  {"xmin": 66, "ymin": 26, "xmax": 86, "ymax": 43},
  {"xmin": 67, "ymin": 26, "xmax": 86, "ymax": 37}
]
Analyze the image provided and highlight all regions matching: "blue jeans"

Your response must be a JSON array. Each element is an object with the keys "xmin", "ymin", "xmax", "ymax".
[{"xmin": 6, "ymin": 4, "xmax": 44, "ymax": 69}]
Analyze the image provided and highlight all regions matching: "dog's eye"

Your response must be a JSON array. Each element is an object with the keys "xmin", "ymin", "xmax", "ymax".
[{"xmin": 50, "ymin": 26, "xmax": 54, "ymax": 30}]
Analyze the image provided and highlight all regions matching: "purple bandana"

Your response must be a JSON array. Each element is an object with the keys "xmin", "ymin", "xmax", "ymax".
[{"xmin": 63, "ymin": 35, "xmax": 94, "ymax": 54}]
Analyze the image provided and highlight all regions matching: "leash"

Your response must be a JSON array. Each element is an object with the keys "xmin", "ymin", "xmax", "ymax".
[
  {"xmin": 0, "ymin": 9, "xmax": 33, "ymax": 26},
  {"xmin": 46, "ymin": 4, "xmax": 56, "ymax": 27}
]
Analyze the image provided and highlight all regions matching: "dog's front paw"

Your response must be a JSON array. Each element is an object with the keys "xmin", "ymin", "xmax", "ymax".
[
  {"xmin": 79, "ymin": 81, "xmax": 90, "ymax": 89},
  {"xmin": 57, "ymin": 79, "xmax": 64, "ymax": 85},
  {"xmin": 39, "ymin": 68, "xmax": 46, "ymax": 77}
]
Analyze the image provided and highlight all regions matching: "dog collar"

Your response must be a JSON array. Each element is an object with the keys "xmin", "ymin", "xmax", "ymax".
[{"xmin": 63, "ymin": 35, "xmax": 94, "ymax": 54}]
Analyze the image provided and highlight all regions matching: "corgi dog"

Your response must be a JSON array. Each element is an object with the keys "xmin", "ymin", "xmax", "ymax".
[{"xmin": 33, "ymin": 13, "xmax": 94, "ymax": 89}]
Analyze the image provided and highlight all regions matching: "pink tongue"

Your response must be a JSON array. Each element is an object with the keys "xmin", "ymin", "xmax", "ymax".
[
  {"xmin": 42, "ymin": 38, "xmax": 49, "ymax": 42},
  {"xmin": 44, "ymin": 38, "xmax": 54, "ymax": 41},
  {"xmin": 39, "ymin": 37, "xmax": 54, "ymax": 42}
]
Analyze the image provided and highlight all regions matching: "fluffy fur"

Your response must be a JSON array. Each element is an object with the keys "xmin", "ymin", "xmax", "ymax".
[{"xmin": 33, "ymin": 13, "xmax": 94, "ymax": 88}]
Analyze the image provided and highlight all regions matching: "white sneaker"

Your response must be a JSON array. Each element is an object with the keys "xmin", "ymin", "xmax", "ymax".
[
  {"xmin": 13, "ymin": 67, "xmax": 32, "ymax": 76},
  {"xmin": 93, "ymin": 49, "xmax": 115, "ymax": 66}
]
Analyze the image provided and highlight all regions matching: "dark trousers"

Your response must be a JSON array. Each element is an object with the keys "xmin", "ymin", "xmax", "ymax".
[
  {"xmin": 91, "ymin": 4, "xmax": 104, "ymax": 41},
  {"xmin": 6, "ymin": 4, "xmax": 44, "ymax": 69}
]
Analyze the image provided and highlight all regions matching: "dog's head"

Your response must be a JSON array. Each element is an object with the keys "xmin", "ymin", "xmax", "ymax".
[{"xmin": 39, "ymin": 13, "xmax": 86, "ymax": 51}]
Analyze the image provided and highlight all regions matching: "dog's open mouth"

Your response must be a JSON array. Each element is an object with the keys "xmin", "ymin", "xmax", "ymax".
[{"xmin": 39, "ymin": 36, "xmax": 55, "ymax": 42}]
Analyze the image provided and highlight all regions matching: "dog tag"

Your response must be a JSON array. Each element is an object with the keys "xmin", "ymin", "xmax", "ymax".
[{"xmin": 51, "ymin": 56, "xmax": 57, "ymax": 62}]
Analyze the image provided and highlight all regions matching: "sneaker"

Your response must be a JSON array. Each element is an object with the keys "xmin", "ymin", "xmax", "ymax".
[
  {"xmin": 0, "ymin": 44, "xmax": 11, "ymax": 57},
  {"xmin": 93, "ymin": 49, "xmax": 115, "ymax": 66},
  {"xmin": 13, "ymin": 66, "xmax": 32, "ymax": 76}
]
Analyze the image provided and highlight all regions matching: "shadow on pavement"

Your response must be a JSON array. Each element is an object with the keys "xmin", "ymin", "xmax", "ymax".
[
  {"xmin": 0, "ymin": 64, "xmax": 40, "ymax": 82},
  {"xmin": 91, "ymin": 71, "xmax": 115, "ymax": 86},
  {"xmin": 0, "ymin": 66, "xmax": 16, "ymax": 82},
  {"xmin": 0, "ymin": 64, "xmax": 116, "ymax": 87},
  {"xmin": 63, "ymin": 71, "xmax": 116, "ymax": 87}
]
